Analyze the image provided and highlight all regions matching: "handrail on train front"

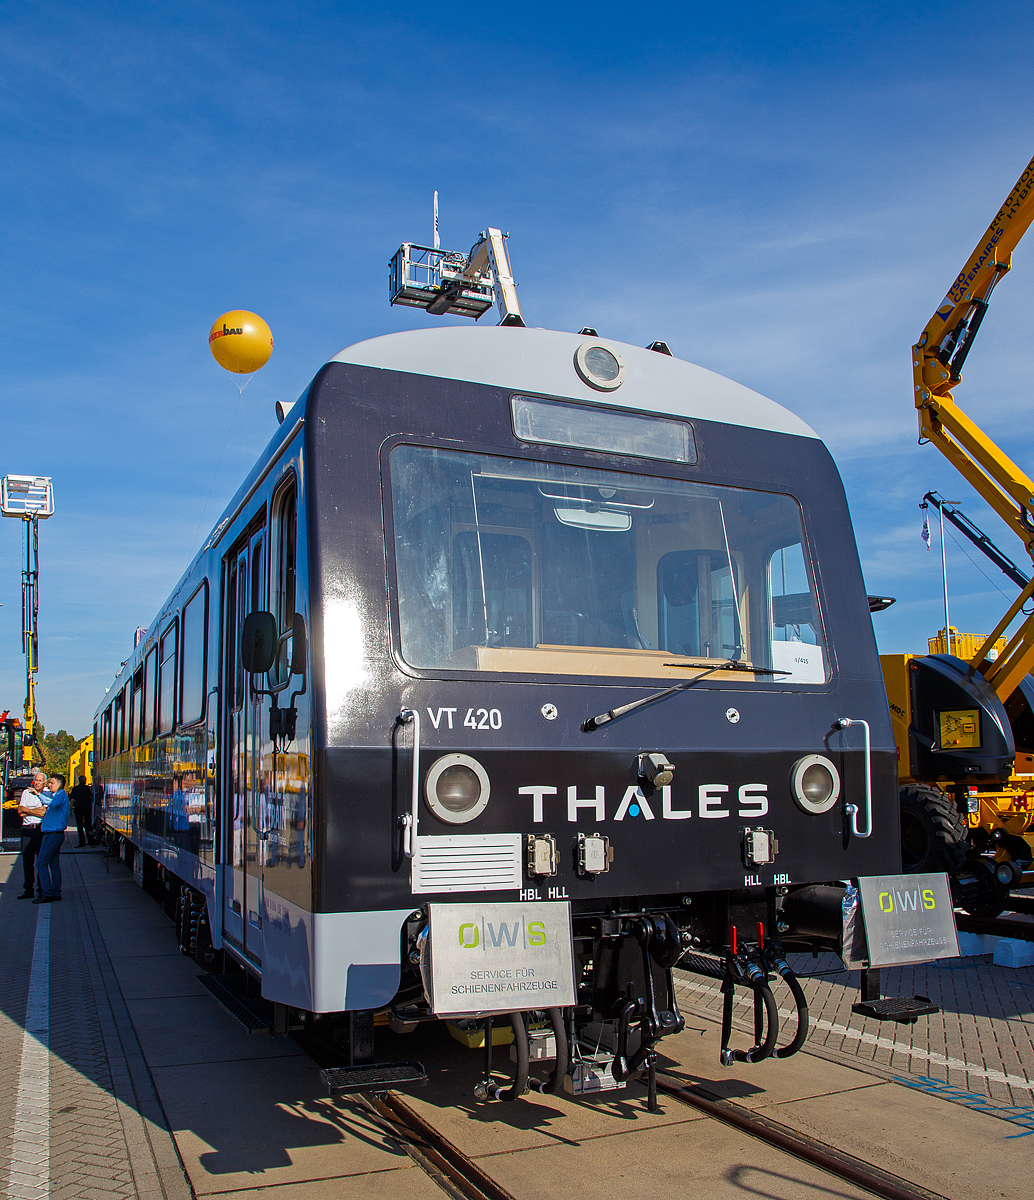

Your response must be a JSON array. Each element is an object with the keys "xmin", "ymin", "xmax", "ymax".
[
  {"xmin": 398, "ymin": 709, "xmax": 421, "ymax": 857},
  {"xmin": 836, "ymin": 717, "xmax": 872, "ymax": 839}
]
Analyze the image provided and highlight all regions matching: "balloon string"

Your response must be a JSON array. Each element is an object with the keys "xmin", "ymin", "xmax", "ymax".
[
  {"xmin": 239, "ymin": 377, "xmax": 254, "ymax": 458},
  {"xmin": 189, "ymin": 389, "xmax": 243, "ymax": 557}
]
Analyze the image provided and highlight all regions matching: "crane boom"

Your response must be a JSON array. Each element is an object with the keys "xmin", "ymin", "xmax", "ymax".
[{"xmin": 913, "ymin": 153, "xmax": 1034, "ymax": 700}]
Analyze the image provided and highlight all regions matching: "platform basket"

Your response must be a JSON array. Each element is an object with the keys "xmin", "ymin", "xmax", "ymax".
[{"xmin": 389, "ymin": 243, "xmax": 494, "ymax": 318}]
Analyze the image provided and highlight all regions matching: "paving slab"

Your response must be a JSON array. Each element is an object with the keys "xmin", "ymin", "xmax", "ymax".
[
  {"xmin": 208, "ymin": 1165, "xmax": 445, "ymax": 1199},
  {"xmin": 675, "ymin": 950, "xmax": 1034, "ymax": 1111},
  {"xmin": 151, "ymin": 1057, "xmax": 411, "ymax": 1193},
  {"xmin": 479, "ymin": 1114, "xmax": 875, "ymax": 1200},
  {"xmin": 109, "ymin": 952, "xmax": 211, "ymax": 1001},
  {"xmin": 762, "ymin": 1080, "xmax": 1028, "ymax": 1199},
  {"xmin": 126, "ymin": 990, "xmax": 308, "ymax": 1067},
  {"xmin": 0, "ymin": 845, "xmax": 193, "ymax": 1200},
  {"xmin": 655, "ymin": 1023, "xmax": 887, "ymax": 1109}
]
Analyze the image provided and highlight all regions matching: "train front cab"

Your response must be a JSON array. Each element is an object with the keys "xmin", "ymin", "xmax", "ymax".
[
  {"xmin": 92, "ymin": 324, "xmax": 946, "ymax": 1097},
  {"xmin": 302, "ymin": 326, "xmax": 922, "ymax": 1088}
]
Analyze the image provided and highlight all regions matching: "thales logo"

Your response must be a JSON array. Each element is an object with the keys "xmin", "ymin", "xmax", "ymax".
[
  {"xmin": 459, "ymin": 919, "xmax": 546, "ymax": 949},
  {"xmin": 879, "ymin": 887, "xmax": 936, "ymax": 914},
  {"xmin": 208, "ymin": 324, "xmax": 244, "ymax": 343}
]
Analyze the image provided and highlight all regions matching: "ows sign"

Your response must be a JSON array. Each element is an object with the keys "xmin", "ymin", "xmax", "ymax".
[
  {"xmin": 459, "ymin": 918, "xmax": 546, "ymax": 949},
  {"xmin": 426, "ymin": 901, "xmax": 576, "ymax": 1016},
  {"xmin": 856, "ymin": 873, "xmax": 959, "ymax": 967}
]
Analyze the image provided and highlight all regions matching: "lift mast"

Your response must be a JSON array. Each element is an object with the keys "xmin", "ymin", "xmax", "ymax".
[
  {"xmin": 1, "ymin": 476, "xmax": 55, "ymax": 767},
  {"xmin": 913, "ymin": 153, "xmax": 1034, "ymax": 700}
]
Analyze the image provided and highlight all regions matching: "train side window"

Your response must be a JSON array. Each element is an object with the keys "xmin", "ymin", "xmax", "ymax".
[
  {"xmin": 181, "ymin": 584, "xmax": 208, "ymax": 725},
  {"xmin": 272, "ymin": 479, "xmax": 297, "ymax": 684},
  {"xmin": 102, "ymin": 706, "xmax": 111, "ymax": 759},
  {"xmin": 93, "ymin": 721, "xmax": 99, "ymax": 761},
  {"xmin": 113, "ymin": 688, "xmax": 125, "ymax": 754},
  {"xmin": 129, "ymin": 668, "xmax": 143, "ymax": 748},
  {"xmin": 143, "ymin": 647, "xmax": 157, "ymax": 741},
  {"xmin": 158, "ymin": 620, "xmax": 178, "ymax": 735}
]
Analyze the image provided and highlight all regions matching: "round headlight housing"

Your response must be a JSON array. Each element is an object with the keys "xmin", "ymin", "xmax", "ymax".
[
  {"xmin": 790, "ymin": 754, "xmax": 841, "ymax": 815},
  {"xmin": 425, "ymin": 753, "xmax": 491, "ymax": 824},
  {"xmin": 574, "ymin": 341, "xmax": 626, "ymax": 391}
]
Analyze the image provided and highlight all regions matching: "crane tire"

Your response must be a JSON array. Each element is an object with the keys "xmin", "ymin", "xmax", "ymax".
[{"xmin": 899, "ymin": 786, "xmax": 969, "ymax": 874}]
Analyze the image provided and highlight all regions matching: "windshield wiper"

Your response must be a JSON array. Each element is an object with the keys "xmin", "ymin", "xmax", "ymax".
[
  {"xmin": 665, "ymin": 659, "xmax": 791, "ymax": 675},
  {"xmin": 582, "ymin": 660, "xmax": 790, "ymax": 732}
]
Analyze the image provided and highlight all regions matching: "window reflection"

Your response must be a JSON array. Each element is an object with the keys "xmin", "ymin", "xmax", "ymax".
[{"xmin": 390, "ymin": 445, "xmax": 827, "ymax": 684}]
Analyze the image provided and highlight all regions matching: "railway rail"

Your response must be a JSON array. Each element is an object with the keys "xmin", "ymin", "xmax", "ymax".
[{"xmin": 302, "ymin": 1037, "xmax": 948, "ymax": 1200}]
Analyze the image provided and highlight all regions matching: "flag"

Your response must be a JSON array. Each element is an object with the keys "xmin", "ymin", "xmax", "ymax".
[{"xmin": 921, "ymin": 508, "xmax": 931, "ymax": 551}]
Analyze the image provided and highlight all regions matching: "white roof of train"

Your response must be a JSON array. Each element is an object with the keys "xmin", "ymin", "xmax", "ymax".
[{"xmin": 332, "ymin": 325, "xmax": 817, "ymax": 439}]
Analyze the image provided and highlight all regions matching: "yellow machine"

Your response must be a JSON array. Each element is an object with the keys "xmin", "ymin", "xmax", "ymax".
[
  {"xmin": 67, "ymin": 734, "xmax": 93, "ymax": 787},
  {"xmin": 882, "ymin": 152, "xmax": 1034, "ymax": 913}
]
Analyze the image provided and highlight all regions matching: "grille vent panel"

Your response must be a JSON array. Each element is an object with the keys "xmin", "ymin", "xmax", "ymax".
[{"xmin": 412, "ymin": 834, "xmax": 522, "ymax": 894}]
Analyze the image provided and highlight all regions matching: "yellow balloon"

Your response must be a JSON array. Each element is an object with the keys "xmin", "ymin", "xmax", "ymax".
[{"xmin": 208, "ymin": 310, "xmax": 273, "ymax": 374}]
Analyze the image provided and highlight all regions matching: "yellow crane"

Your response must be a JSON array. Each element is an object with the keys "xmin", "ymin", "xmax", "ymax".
[
  {"xmin": 882, "ymin": 153, "xmax": 1034, "ymax": 914},
  {"xmin": 913, "ymin": 153, "xmax": 1034, "ymax": 695}
]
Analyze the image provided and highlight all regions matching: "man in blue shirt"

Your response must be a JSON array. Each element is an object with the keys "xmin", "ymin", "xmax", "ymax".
[{"xmin": 31, "ymin": 774, "xmax": 68, "ymax": 902}]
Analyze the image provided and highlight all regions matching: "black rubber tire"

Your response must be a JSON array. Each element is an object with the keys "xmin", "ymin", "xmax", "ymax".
[{"xmin": 899, "ymin": 786, "xmax": 969, "ymax": 874}]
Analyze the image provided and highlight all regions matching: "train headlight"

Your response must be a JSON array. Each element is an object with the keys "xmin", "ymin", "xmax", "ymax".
[
  {"xmin": 790, "ymin": 754, "xmax": 841, "ymax": 815},
  {"xmin": 425, "ymin": 754, "xmax": 491, "ymax": 824}
]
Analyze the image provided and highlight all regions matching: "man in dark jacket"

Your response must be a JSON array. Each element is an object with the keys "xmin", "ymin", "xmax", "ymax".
[{"xmin": 69, "ymin": 775, "xmax": 94, "ymax": 847}]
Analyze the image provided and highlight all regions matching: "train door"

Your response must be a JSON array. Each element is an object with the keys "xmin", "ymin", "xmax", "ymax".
[{"xmin": 222, "ymin": 518, "xmax": 267, "ymax": 963}]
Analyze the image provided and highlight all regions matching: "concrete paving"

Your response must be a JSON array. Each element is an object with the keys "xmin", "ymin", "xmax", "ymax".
[
  {"xmin": 672, "ymin": 948, "xmax": 1034, "ymax": 1121},
  {"xmin": 1, "ymin": 842, "xmax": 1032, "ymax": 1199}
]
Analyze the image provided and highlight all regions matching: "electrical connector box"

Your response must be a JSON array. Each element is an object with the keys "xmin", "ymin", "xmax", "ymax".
[
  {"xmin": 526, "ymin": 833, "xmax": 558, "ymax": 877},
  {"xmin": 577, "ymin": 832, "xmax": 611, "ymax": 876},
  {"xmin": 742, "ymin": 828, "xmax": 778, "ymax": 866}
]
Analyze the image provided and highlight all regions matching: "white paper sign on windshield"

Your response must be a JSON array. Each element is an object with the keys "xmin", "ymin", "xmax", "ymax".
[{"xmin": 771, "ymin": 640, "xmax": 826, "ymax": 684}]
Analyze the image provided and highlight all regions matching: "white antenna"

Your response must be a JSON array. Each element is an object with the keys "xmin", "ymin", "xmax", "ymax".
[{"xmin": 433, "ymin": 191, "xmax": 440, "ymax": 250}]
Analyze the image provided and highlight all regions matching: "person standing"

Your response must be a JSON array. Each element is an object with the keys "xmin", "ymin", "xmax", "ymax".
[
  {"xmin": 16, "ymin": 769, "xmax": 48, "ymax": 900},
  {"xmin": 31, "ymin": 774, "xmax": 69, "ymax": 903},
  {"xmin": 69, "ymin": 774, "xmax": 94, "ymax": 847}
]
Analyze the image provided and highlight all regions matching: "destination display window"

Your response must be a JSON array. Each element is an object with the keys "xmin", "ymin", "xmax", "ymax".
[{"xmin": 389, "ymin": 445, "xmax": 828, "ymax": 683}]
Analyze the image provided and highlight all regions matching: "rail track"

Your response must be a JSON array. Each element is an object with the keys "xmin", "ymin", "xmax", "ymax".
[{"xmin": 303, "ymin": 1035, "xmax": 948, "ymax": 1200}]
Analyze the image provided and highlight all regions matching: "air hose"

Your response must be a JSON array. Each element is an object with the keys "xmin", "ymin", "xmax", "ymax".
[
  {"xmin": 490, "ymin": 1013, "xmax": 529, "ymax": 1101},
  {"xmin": 771, "ymin": 959, "xmax": 809, "ymax": 1059},
  {"xmin": 541, "ymin": 1008, "xmax": 568, "ymax": 1094},
  {"xmin": 720, "ymin": 959, "xmax": 779, "ymax": 1065}
]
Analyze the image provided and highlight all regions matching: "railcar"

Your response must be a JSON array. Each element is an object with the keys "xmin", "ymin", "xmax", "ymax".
[{"xmin": 93, "ymin": 322, "xmax": 917, "ymax": 1100}]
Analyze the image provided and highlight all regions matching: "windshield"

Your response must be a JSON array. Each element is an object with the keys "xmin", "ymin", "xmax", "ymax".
[{"xmin": 389, "ymin": 445, "xmax": 827, "ymax": 683}]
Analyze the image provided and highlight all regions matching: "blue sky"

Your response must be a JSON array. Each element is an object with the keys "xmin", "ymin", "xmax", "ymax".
[{"xmin": 3, "ymin": 1, "xmax": 1034, "ymax": 734}]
